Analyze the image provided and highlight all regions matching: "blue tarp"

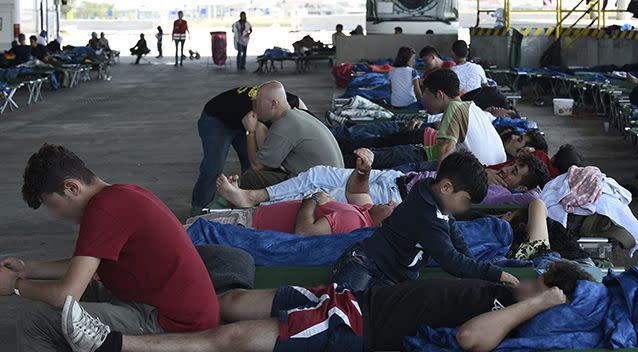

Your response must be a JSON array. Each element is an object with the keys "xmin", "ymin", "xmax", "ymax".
[
  {"xmin": 404, "ymin": 267, "xmax": 638, "ymax": 351},
  {"xmin": 187, "ymin": 216, "xmax": 513, "ymax": 267}
]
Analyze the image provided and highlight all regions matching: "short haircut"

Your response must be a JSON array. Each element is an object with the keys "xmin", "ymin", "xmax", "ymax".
[
  {"xmin": 178, "ymin": 10, "xmax": 184, "ymax": 15},
  {"xmin": 419, "ymin": 46, "xmax": 441, "ymax": 59},
  {"xmin": 542, "ymin": 261, "xmax": 595, "ymax": 297},
  {"xmin": 552, "ymin": 144, "xmax": 584, "ymax": 174},
  {"xmin": 422, "ymin": 68, "xmax": 460, "ymax": 98},
  {"xmin": 426, "ymin": 29, "xmax": 434, "ymax": 34},
  {"xmin": 22, "ymin": 144, "xmax": 96, "ymax": 209},
  {"xmin": 500, "ymin": 130, "xmax": 519, "ymax": 145},
  {"xmin": 240, "ymin": 11, "xmax": 246, "ymax": 16},
  {"xmin": 435, "ymin": 151, "xmax": 488, "ymax": 203},
  {"xmin": 525, "ymin": 130, "xmax": 548, "ymax": 153},
  {"xmin": 394, "ymin": 26, "xmax": 403, "ymax": 33},
  {"xmin": 393, "ymin": 46, "xmax": 416, "ymax": 67},
  {"xmin": 29, "ymin": 35, "xmax": 37, "ymax": 41},
  {"xmin": 336, "ymin": 24, "xmax": 343, "ymax": 30},
  {"xmin": 452, "ymin": 40, "xmax": 468, "ymax": 58},
  {"xmin": 517, "ymin": 153, "xmax": 550, "ymax": 189},
  {"xmin": 18, "ymin": 33, "xmax": 25, "ymax": 40}
]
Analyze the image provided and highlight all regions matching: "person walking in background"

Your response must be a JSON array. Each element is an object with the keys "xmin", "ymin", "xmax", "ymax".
[
  {"xmin": 172, "ymin": 10, "xmax": 189, "ymax": 67},
  {"xmin": 232, "ymin": 11, "xmax": 252, "ymax": 70},
  {"xmin": 156, "ymin": 26, "xmax": 164, "ymax": 58}
]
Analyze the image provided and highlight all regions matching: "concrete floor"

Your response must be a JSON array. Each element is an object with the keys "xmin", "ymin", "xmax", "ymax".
[{"xmin": 0, "ymin": 57, "xmax": 637, "ymax": 348}]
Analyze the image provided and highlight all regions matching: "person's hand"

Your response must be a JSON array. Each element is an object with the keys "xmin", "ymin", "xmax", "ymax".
[
  {"xmin": 354, "ymin": 148, "xmax": 374, "ymax": 175},
  {"xmin": 241, "ymin": 111, "xmax": 258, "ymax": 132},
  {"xmin": 312, "ymin": 192, "xmax": 333, "ymax": 206},
  {"xmin": 538, "ymin": 286, "xmax": 568, "ymax": 308},
  {"xmin": 0, "ymin": 268, "xmax": 18, "ymax": 296},
  {"xmin": 0, "ymin": 257, "xmax": 27, "ymax": 278},
  {"xmin": 516, "ymin": 146, "xmax": 535, "ymax": 158},
  {"xmin": 409, "ymin": 119, "xmax": 424, "ymax": 129},
  {"xmin": 500, "ymin": 271, "xmax": 520, "ymax": 287},
  {"xmin": 486, "ymin": 168, "xmax": 509, "ymax": 187}
]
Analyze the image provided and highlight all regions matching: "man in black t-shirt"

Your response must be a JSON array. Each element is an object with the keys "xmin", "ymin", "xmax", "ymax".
[
  {"xmin": 29, "ymin": 35, "xmax": 49, "ymax": 62},
  {"xmin": 63, "ymin": 261, "xmax": 594, "ymax": 352},
  {"xmin": 191, "ymin": 85, "xmax": 305, "ymax": 216}
]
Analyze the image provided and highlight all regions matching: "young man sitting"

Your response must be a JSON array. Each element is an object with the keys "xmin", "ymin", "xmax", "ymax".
[
  {"xmin": 0, "ymin": 144, "xmax": 220, "ymax": 351},
  {"xmin": 60, "ymin": 258, "xmax": 593, "ymax": 352},
  {"xmin": 419, "ymin": 45, "xmax": 455, "ymax": 79},
  {"xmin": 217, "ymin": 150, "xmax": 549, "ymax": 208},
  {"xmin": 349, "ymin": 68, "xmax": 507, "ymax": 170},
  {"xmin": 331, "ymin": 151, "xmax": 520, "ymax": 292},
  {"xmin": 198, "ymin": 149, "xmax": 397, "ymax": 235},
  {"xmin": 450, "ymin": 40, "xmax": 489, "ymax": 94}
]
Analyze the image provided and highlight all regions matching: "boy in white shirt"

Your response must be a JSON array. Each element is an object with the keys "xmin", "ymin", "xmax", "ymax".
[{"xmin": 450, "ymin": 40, "xmax": 488, "ymax": 95}]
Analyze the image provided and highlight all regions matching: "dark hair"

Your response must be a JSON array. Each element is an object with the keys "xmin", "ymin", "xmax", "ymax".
[
  {"xmin": 22, "ymin": 144, "xmax": 96, "ymax": 209},
  {"xmin": 435, "ymin": 151, "xmax": 488, "ymax": 203},
  {"xmin": 29, "ymin": 35, "xmax": 37, "ymax": 41},
  {"xmin": 157, "ymin": 26, "xmax": 162, "ymax": 31},
  {"xmin": 393, "ymin": 46, "xmax": 415, "ymax": 67},
  {"xmin": 500, "ymin": 130, "xmax": 520, "ymax": 145},
  {"xmin": 516, "ymin": 153, "xmax": 550, "ymax": 189},
  {"xmin": 426, "ymin": 29, "xmax": 435, "ymax": 34},
  {"xmin": 542, "ymin": 261, "xmax": 595, "ymax": 297},
  {"xmin": 240, "ymin": 11, "xmax": 246, "ymax": 16},
  {"xmin": 552, "ymin": 144, "xmax": 584, "ymax": 174},
  {"xmin": 452, "ymin": 40, "xmax": 468, "ymax": 58},
  {"xmin": 18, "ymin": 33, "xmax": 25, "ymax": 40},
  {"xmin": 336, "ymin": 24, "xmax": 343, "ymax": 30},
  {"xmin": 422, "ymin": 68, "xmax": 460, "ymax": 98},
  {"xmin": 394, "ymin": 26, "xmax": 403, "ymax": 33},
  {"xmin": 419, "ymin": 45, "xmax": 441, "ymax": 59},
  {"xmin": 178, "ymin": 10, "xmax": 184, "ymax": 14},
  {"xmin": 525, "ymin": 130, "xmax": 548, "ymax": 153}
]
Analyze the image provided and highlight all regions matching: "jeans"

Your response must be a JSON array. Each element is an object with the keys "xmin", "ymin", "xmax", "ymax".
[
  {"xmin": 157, "ymin": 40, "xmax": 163, "ymax": 56},
  {"xmin": 339, "ymin": 127, "xmax": 429, "ymax": 154},
  {"xmin": 331, "ymin": 244, "xmax": 396, "ymax": 292},
  {"xmin": 330, "ymin": 121, "xmax": 400, "ymax": 147},
  {"xmin": 191, "ymin": 111, "xmax": 250, "ymax": 212},
  {"xmin": 393, "ymin": 160, "xmax": 439, "ymax": 173},
  {"xmin": 240, "ymin": 169, "xmax": 291, "ymax": 190},
  {"xmin": 18, "ymin": 281, "xmax": 163, "ymax": 352},
  {"xmin": 237, "ymin": 43, "xmax": 247, "ymax": 69},
  {"xmin": 344, "ymin": 145, "xmax": 426, "ymax": 169},
  {"xmin": 264, "ymin": 165, "xmax": 404, "ymax": 205},
  {"xmin": 175, "ymin": 39, "xmax": 185, "ymax": 64}
]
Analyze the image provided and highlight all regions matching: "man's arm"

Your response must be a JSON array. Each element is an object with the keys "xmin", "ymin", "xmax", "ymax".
[
  {"xmin": 345, "ymin": 148, "xmax": 374, "ymax": 206},
  {"xmin": 482, "ymin": 186, "xmax": 539, "ymax": 206},
  {"xmin": 0, "ymin": 256, "xmax": 100, "ymax": 308},
  {"xmin": 1, "ymin": 257, "xmax": 70, "ymax": 280},
  {"xmin": 456, "ymin": 287, "xmax": 567, "ymax": 351},
  {"xmin": 294, "ymin": 194, "xmax": 332, "ymax": 236},
  {"xmin": 437, "ymin": 139, "xmax": 457, "ymax": 162},
  {"xmin": 242, "ymin": 111, "xmax": 265, "ymax": 171}
]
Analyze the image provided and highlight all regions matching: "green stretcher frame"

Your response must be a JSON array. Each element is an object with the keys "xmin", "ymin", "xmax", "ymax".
[{"xmin": 253, "ymin": 266, "xmax": 631, "ymax": 352}]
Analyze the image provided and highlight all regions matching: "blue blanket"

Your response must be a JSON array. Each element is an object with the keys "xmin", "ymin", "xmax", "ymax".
[
  {"xmin": 342, "ymin": 73, "xmax": 390, "ymax": 101},
  {"xmin": 187, "ymin": 217, "xmax": 513, "ymax": 267},
  {"xmin": 404, "ymin": 267, "xmax": 638, "ymax": 351}
]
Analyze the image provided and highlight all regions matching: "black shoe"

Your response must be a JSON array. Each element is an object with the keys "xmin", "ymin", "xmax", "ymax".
[
  {"xmin": 174, "ymin": 62, "xmax": 178, "ymax": 66},
  {"xmin": 180, "ymin": 62, "xmax": 184, "ymax": 66}
]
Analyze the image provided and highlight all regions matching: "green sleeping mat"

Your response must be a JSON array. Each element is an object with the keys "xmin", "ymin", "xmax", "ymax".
[{"xmin": 252, "ymin": 266, "xmax": 632, "ymax": 352}]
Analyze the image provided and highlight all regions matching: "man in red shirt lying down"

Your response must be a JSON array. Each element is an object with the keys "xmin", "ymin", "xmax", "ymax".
[{"xmin": 194, "ymin": 148, "xmax": 397, "ymax": 236}]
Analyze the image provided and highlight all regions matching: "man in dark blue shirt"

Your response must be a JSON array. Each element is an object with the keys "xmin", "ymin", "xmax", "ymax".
[{"xmin": 331, "ymin": 150, "xmax": 519, "ymax": 291}]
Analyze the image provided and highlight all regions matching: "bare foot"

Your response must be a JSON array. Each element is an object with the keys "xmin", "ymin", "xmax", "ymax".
[
  {"xmin": 216, "ymin": 174, "xmax": 255, "ymax": 208},
  {"xmin": 228, "ymin": 175, "xmax": 240, "ymax": 187}
]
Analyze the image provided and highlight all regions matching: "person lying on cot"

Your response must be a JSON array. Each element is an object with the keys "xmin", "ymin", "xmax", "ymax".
[
  {"xmin": 339, "ymin": 121, "xmax": 547, "ymax": 169},
  {"xmin": 59, "ymin": 257, "xmax": 594, "ymax": 352},
  {"xmin": 217, "ymin": 150, "xmax": 550, "ymax": 208},
  {"xmin": 194, "ymin": 149, "xmax": 397, "ymax": 236}
]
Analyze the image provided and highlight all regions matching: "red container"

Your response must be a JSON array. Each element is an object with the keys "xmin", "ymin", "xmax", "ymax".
[{"xmin": 210, "ymin": 31, "xmax": 227, "ymax": 65}]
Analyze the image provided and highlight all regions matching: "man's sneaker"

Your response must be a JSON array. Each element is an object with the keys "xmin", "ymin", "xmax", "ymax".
[{"xmin": 61, "ymin": 296, "xmax": 111, "ymax": 352}]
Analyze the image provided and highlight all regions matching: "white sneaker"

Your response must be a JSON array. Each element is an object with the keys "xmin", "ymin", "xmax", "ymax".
[{"xmin": 61, "ymin": 295, "xmax": 111, "ymax": 352}]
